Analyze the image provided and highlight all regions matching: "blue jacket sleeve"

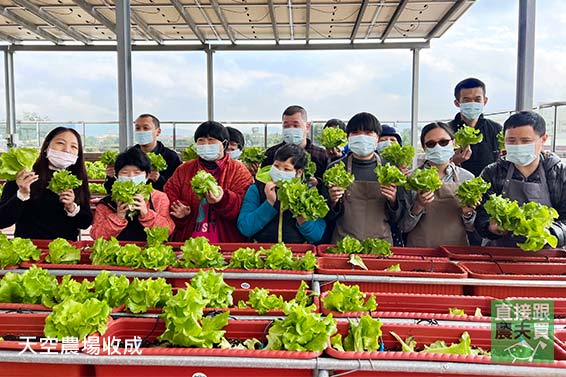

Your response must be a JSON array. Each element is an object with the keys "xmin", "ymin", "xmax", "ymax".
[
  {"xmin": 237, "ymin": 184, "xmax": 278, "ymax": 238},
  {"xmin": 297, "ymin": 218, "xmax": 326, "ymax": 244}
]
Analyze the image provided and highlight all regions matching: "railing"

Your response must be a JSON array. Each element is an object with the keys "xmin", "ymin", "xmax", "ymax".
[{"xmin": 2, "ymin": 102, "xmax": 565, "ymax": 156}]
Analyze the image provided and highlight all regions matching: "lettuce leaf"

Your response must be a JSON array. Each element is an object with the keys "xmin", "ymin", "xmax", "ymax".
[
  {"xmin": 323, "ymin": 162, "xmax": 355, "ymax": 188},
  {"xmin": 93, "ymin": 270, "xmax": 130, "ymax": 308},
  {"xmin": 89, "ymin": 182, "xmax": 107, "ymax": 194},
  {"xmin": 191, "ymin": 269, "xmax": 234, "ymax": 308},
  {"xmin": 191, "ymin": 170, "xmax": 222, "ymax": 199},
  {"xmin": 177, "ymin": 237, "xmax": 226, "ymax": 269},
  {"xmin": 454, "ymin": 126, "xmax": 483, "ymax": 148},
  {"xmin": 55, "ymin": 275, "xmax": 94, "ymax": 304},
  {"xmin": 111, "ymin": 180, "xmax": 153, "ymax": 219},
  {"xmin": 126, "ymin": 277, "xmax": 172, "ymax": 313},
  {"xmin": 390, "ymin": 331, "xmax": 416, "ymax": 352},
  {"xmin": 328, "ymin": 236, "xmax": 392, "ymax": 256},
  {"xmin": 85, "ymin": 161, "xmax": 106, "ymax": 179},
  {"xmin": 405, "ymin": 167, "xmax": 442, "ymax": 193},
  {"xmin": 0, "ymin": 235, "xmax": 40, "ymax": 268},
  {"xmin": 147, "ymin": 152, "xmax": 167, "ymax": 171},
  {"xmin": 343, "ymin": 315, "xmax": 383, "ymax": 352},
  {"xmin": 144, "ymin": 226, "xmax": 170, "ymax": 247},
  {"xmin": 48, "ymin": 170, "xmax": 82, "ymax": 194},
  {"xmin": 380, "ymin": 144, "xmax": 415, "ymax": 168},
  {"xmin": 46, "ymin": 238, "xmax": 81, "ymax": 264},
  {"xmin": 99, "ymin": 150, "xmax": 118, "ymax": 166},
  {"xmin": 44, "ymin": 298, "xmax": 111, "ymax": 340},
  {"xmin": 319, "ymin": 127, "xmax": 348, "ymax": 149},
  {"xmin": 374, "ymin": 163, "xmax": 407, "ymax": 187},
  {"xmin": 456, "ymin": 176, "xmax": 491, "ymax": 207},
  {"xmin": 240, "ymin": 147, "xmax": 266, "ymax": 166},
  {"xmin": 277, "ymin": 178, "xmax": 329, "ymax": 221},
  {"xmin": 0, "ymin": 148, "xmax": 39, "ymax": 180},
  {"xmin": 322, "ymin": 281, "xmax": 377, "ymax": 313},
  {"xmin": 228, "ymin": 247, "xmax": 264, "ymax": 269}
]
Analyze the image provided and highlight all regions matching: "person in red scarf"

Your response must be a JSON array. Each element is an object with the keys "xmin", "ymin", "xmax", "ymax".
[{"xmin": 164, "ymin": 121, "xmax": 253, "ymax": 242}]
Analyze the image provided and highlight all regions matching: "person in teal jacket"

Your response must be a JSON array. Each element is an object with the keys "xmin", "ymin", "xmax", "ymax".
[{"xmin": 237, "ymin": 143, "xmax": 326, "ymax": 243}]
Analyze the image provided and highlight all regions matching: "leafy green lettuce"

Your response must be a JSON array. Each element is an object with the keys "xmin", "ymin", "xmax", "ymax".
[
  {"xmin": 228, "ymin": 247, "xmax": 264, "ymax": 269},
  {"xmin": 48, "ymin": 170, "xmax": 82, "ymax": 194},
  {"xmin": 177, "ymin": 237, "xmax": 226, "ymax": 269},
  {"xmin": 147, "ymin": 152, "xmax": 167, "ymax": 171},
  {"xmin": 456, "ymin": 176, "xmax": 491, "ymax": 207},
  {"xmin": 328, "ymin": 236, "xmax": 392, "ymax": 256},
  {"xmin": 374, "ymin": 163, "xmax": 407, "ymax": 187},
  {"xmin": 319, "ymin": 127, "xmax": 348, "ymax": 149},
  {"xmin": 191, "ymin": 170, "xmax": 222, "ymax": 199},
  {"xmin": 144, "ymin": 226, "xmax": 169, "ymax": 247},
  {"xmin": 277, "ymin": 178, "xmax": 329, "ymax": 221},
  {"xmin": 111, "ymin": 180, "xmax": 153, "ymax": 219},
  {"xmin": 99, "ymin": 150, "xmax": 118, "ymax": 166},
  {"xmin": 0, "ymin": 148, "xmax": 39, "ymax": 180},
  {"xmin": 322, "ymin": 281, "xmax": 377, "ymax": 313},
  {"xmin": 455, "ymin": 126, "xmax": 483, "ymax": 148},
  {"xmin": 191, "ymin": 269, "xmax": 234, "ymax": 308},
  {"xmin": 380, "ymin": 144, "xmax": 415, "ymax": 168},
  {"xmin": 182, "ymin": 145, "xmax": 198, "ymax": 161},
  {"xmin": 44, "ymin": 298, "xmax": 111, "ymax": 340},
  {"xmin": 55, "ymin": 275, "xmax": 94, "ymax": 304},
  {"xmin": 89, "ymin": 182, "xmax": 107, "ymax": 194},
  {"xmin": 323, "ymin": 162, "xmax": 355, "ymax": 188},
  {"xmin": 93, "ymin": 270, "xmax": 130, "ymax": 308},
  {"xmin": 405, "ymin": 167, "xmax": 442, "ymax": 192},
  {"xmin": 126, "ymin": 277, "xmax": 172, "ymax": 313},
  {"xmin": 85, "ymin": 161, "xmax": 106, "ymax": 179},
  {"xmin": 240, "ymin": 147, "xmax": 266, "ymax": 166},
  {"xmin": 46, "ymin": 238, "xmax": 81, "ymax": 264},
  {"xmin": 159, "ymin": 285, "xmax": 230, "ymax": 348},
  {"xmin": 331, "ymin": 315, "xmax": 382, "ymax": 352},
  {"xmin": 0, "ymin": 235, "xmax": 40, "ymax": 268}
]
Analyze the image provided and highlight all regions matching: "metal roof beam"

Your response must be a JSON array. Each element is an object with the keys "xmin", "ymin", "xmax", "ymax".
[
  {"xmin": 209, "ymin": 0, "xmax": 235, "ymax": 44},
  {"xmin": 0, "ymin": 6, "xmax": 60, "ymax": 44},
  {"xmin": 130, "ymin": 9, "xmax": 164, "ymax": 44},
  {"xmin": 426, "ymin": 0, "xmax": 466, "ymax": 39},
  {"xmin": 0, "ymin": 30, "xmax": 17, "ymax": 44},
  {"xmin": 381, "ymin": 0, "xmax": 409, "ymax": 41},
  {"xmin": 350, "ymin": 0, "xmax": 369, "ymax": 42},
  {"xmin": 305, "ymin": 0, "xmax": 311, "ymax": 43},
  {"xmin": 12, "ymin": 0, "xmax": 91, "ymax": 44},
  {"xmin": 0, "ymin": 40, "xmax": 430, "ymax": 52},
  {"xmin": 73, "ymin": 0, "xmax": 116, "ymax": 34},
  {"xmin": 267, "ymin": 0, "xmax": 279, "ymax": 44},
  {"xmin": 169, "ymin": 0, "xmax": 205, "ymax": 44}
]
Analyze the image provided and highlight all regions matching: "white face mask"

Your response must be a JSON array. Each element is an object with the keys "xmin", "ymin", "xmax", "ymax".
[
  {"xmin": 117, "ymin": 174, "xmax": 147, "ymax": 185},
  {"xmin": 282, "ymin": 128, "xmax": 304, "ymax": 145},
  {"xmin": 135, "ymin": 130, "xmax": 154, "ymax": 146},
  {"xmin": 197, "ymin": 143, "xmax": 221, "ymax": 161},
  {"xmin": 228, "ymin": 149, "xmax": 242, "ymax": 160},
  {"xmin": 376, "ymin": 140, "xmax": 392, "ymax": 153},
  {"xmin": 505, "ymin": 142, "xmax": 537, "ymax": 167},
  {"xmin": 46, "ymin": 148, "xmax": 78, "ymax": 170},
  {"xmin": 348, "ymin": 135, "xmax": 377, "ymax": 157},
  {"xmin": 269, "ymin": 165, "xmax": 296, "ymax": 183}
]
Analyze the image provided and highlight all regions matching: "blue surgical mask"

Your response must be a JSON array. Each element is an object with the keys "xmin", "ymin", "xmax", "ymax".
[
  {"xmin": 135, "ymin": 130, "xmax": 154, "ymax": 146},
  {"xmin": 269, "ymin": 165, "xmax": 296, "ymax": 183},
  {"xmin": 117, "ymin": 174, "xmax": 147, "ymax": 185},
  {"xmin": 425, "ymin": 144, "xmax": 455, "ymax": 165},
  {"xmin": 376, "ymin": 140, "xmax": 392, "ymax": 153},
  {"xmin": 505, "ymin": 142, "xmax": 537, "ymax": 166},
  {"xmin": 459, "ymin": 102, "xmax": 484, "ymax": 121},
  {"xmin": 282, "ymin": 128, "xmax": 304, "ymax": 145},
  {"xmin": 196, "ymin": 144, "xmax": 221, "ymax": 161},
  {"xmin": 228, "ymin": 149, "xmax": 242, "ymax": 160},
  {"xmin": 348, "ymin": 135, "xmax": 377, "ymax": 157}
]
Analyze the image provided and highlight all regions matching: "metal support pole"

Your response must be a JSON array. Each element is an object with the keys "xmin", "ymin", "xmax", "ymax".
[
  {"xmin": 206, "ymin": 49, "xmax": 215, "ymax": 121},
  {"xmin": 516, "ymin": 0, "xmax": 536, "ymax": 111},
  {"xmin": 552, "ymin": 104, "xmax": 558, "ymax": 152},
  {"xmin": 410, "ymin": 48, "xmax": 420, "ymax": 147},
  {"xmin": 116, "ymin": 0, "xmax": 134, "ymax": 151},
  {"xmin": 4, "ymin": 48, "xmax": 16, "ymax": 147}
]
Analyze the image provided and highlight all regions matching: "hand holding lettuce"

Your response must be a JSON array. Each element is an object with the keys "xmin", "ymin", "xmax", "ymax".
[
  {"xmin": 0, "ymin": 148, "xmax": 39, "ymax": 180},
  {"xmin": 111, "ymin": 180, "xmax": 153, "ymax": 220},
  {"xmin": 454, "ymin": 126, "xmax": 483, "ymax": 148},
  {"xmin": 48, "ymin": 170, "xmax": 82, "ymax": 194},
  {"xmin": 323, "ymin": 162, "xmax": 355, "ymax": 189},
  {"xmin": 380, "ymin": 144, "xmax": 415, "ymax": 168},
  {"xmin": 191, "ymin": 170, "xmax": 222, "ymax": 200},
  {"xmin": 147, "ymin": 152, "xmax": 167, "ymax": 172}
]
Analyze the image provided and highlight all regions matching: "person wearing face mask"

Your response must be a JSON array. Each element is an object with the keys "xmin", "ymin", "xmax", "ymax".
[
  {"xmin": 261, "ymin": 106, "xmax": 329, "ymax": 183},
  {"xmin": 103, "ymin": 114, "xmax": 182, "ymax": 193},
  {"xmin": 164, "ymin": 121, "xmax": 253, "ymax": 242},
  {"xmin": 237, "ymin": 144, "xmax": 326, "ymax": 243},
  {"xmin": 0, "ymin": 127, "xmax": 92, "ymax": 240},
  {"xmin": 226, "ymin": 127, "xmax": 245, "ymax": 161},
  {"xmin": 399, "ymin": 122, "xmax": 475, "ymax": 248},
  {"xmin": 475, "ymin": 112, "xmax": 566, "ymax": 248},
  {"xmin": 449, "ymin": 78, "xmax": 503, "ymax": 177},
  {"xmin": 90, "ymin": 148, "xmax": 175, "ymax": 241},
  {"xmin": 324, "ymin": 112, "xmax": 401, "ymax": 244}
]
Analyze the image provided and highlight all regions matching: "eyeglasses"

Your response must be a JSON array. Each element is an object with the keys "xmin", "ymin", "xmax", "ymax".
[{"xmin": 424, "ymin": 139, "xmax": 452, "ymax": 149}]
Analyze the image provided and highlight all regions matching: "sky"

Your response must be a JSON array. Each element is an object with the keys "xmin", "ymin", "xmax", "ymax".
[{"xmin": 4, "ymin": 0, "xmax": 566, "ymax": 124}]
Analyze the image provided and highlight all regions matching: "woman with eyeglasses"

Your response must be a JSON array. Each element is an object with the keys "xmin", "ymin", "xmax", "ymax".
[{"xmin": 399, "ymin": 122, "xmax": 476, "ymax": 248}]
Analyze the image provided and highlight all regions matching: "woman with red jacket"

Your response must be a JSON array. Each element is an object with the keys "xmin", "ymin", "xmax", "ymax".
[{"xmin": 164, "ymin": 121, "xmax": 253, "ymax": 242}]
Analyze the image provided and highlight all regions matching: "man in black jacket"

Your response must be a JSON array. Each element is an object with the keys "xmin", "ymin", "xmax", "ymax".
[
  {"xmin": 449, "ymin": 78, "xmax": 502, "ymax": 177},
  {"xmin": 475, "ymin": 111, "xmax": 566, "ymax": 248},
  {"xmin": 104, "ymin": 114, "xmax": 182, "ymax": 192},
  {"xmin": 261, "ymin": 105, "xmax": 329, "ymax": 183}
]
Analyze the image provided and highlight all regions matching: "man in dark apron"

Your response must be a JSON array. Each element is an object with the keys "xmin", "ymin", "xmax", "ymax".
[
  {"xmin": 324, "ymin": 112, "xmax": 401, "ymax": 244},
  {"xmin": 475, "ymin": 111, "xmax": 566, "ymax": 248}
]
